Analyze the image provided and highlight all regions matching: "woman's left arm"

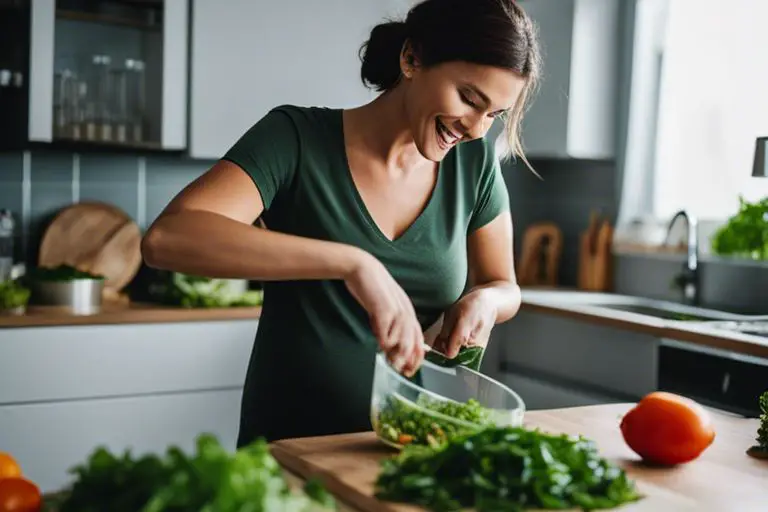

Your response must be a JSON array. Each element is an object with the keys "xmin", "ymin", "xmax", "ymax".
[
  {"xmin": 465, "ymin": 211, "xmax": 521, "ymax": 323},
  {"xmin": 430, "ymin": 212, "xmax": 521, "ymax": 357}
]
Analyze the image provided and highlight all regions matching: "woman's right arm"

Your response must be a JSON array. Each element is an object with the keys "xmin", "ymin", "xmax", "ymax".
[
  {"xmin": 141, "ymin": 160, "xmax": 363, "ymax": 281},
  {"xmin": 141, "ymin": 160, "xmax": 424, "ymax": 375}
]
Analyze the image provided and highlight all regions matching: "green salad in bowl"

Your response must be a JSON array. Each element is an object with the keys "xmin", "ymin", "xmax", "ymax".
[{"xmin": 370, "ymin": 350, "xmax": 525, "ymax": 449}]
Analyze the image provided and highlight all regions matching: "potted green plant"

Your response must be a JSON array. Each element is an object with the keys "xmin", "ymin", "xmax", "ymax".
[
  {"xmin": 711, "ymin": 196, "xmax": 768, "ymax": 260},
  {"xmin": 31, "ymin": 264, "xmax": 106, "ymax": 315}
]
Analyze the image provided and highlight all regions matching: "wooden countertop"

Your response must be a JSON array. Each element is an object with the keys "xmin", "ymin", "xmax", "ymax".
[
  {"xmin": 0, "ymin": 302, "xmax": 261, "ymax": 328},
  {"xmin": 272, "ymin": 403, "xmax": 767, "ymax": 511},
  {"xmin": 521, "ymin": 290, "xmax": 768, "ymax": 360}
]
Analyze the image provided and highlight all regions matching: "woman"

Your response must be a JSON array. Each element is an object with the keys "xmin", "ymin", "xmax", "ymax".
[{"xmin": 141, "ymin": 0, "xmax": 541, "ymax": 445}]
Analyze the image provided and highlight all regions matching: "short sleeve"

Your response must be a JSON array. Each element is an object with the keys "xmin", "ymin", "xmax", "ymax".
[
  {"xmin": 467, "ymin": 143, "xmax": 511, "ymax": 232},
  {"xmin": 221, "ymin": 107, "xmax": 299, "ymax": 210}
]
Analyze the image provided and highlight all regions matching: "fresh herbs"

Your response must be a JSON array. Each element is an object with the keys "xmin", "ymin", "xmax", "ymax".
[
  {"xmin": 747, "ymin": 390, "xmax": 768, "ymax": 460},
  {"xmin": 425, "ymin": 346, "xmax": 485, "ymax": 371},
  {"xmin": 34, "ymin": 264, "xmax": 105, "ymax": 281},
  {"xmin": 375, "ymin": 393, "xmax": 494, "ymax": 448},
  {"xmin": 375, "ymin": 426, "xmax": 642, "ymax": 512},
  {"xmin": 52, "ymin": 433, "xmax": 335, "ymax": 512},
  {"xmin": 711, "ymin": 196, "xmax": 768, "ymax": 260},
  {"xmin": 0, "ymin": 279, "xmax": 30, "ymax": 310}
]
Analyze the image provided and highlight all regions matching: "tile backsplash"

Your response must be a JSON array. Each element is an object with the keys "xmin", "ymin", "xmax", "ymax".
[
  {"xmin": 502, "ymin": 157, "xmax": 618, "ymax": 286},
  {"xmin": 0, "ymin": 150, "xmax": 216, "ymax": 265},
  {"xmin": 0, "ymin": 149, "xmax": 618, "ymax": 286}
]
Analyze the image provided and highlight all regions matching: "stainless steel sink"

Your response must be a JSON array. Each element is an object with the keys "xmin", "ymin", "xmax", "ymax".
[{"xmin": 522, "ymin": 290, "xmax": 768, "ymax": 322}]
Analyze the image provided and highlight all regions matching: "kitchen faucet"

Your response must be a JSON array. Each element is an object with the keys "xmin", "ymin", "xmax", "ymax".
[{"xmin": 663, "ymin": 210, "xmax": 699, "ymax": 305}]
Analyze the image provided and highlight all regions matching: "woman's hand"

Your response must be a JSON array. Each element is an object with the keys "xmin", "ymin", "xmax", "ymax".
[
  {"xmin": 432, "ymin": 290, "xmax": 498, "ymax": 358},
  {"xmin": 344, "ymin": 251, "xmax": 425, "ymax": 376}
]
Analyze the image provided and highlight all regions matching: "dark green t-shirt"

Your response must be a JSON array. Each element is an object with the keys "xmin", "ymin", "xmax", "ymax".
[{"xmin": 222, "ymin": 105, "xmax": 510, "ymax": 445}]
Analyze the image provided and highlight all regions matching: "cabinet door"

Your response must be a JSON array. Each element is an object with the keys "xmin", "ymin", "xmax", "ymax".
[
  {"xmin": 188, "ymin": 0, "xmax": 404, "ymax": 159},
  {"xmin": 519, "ymin": 0, "xmax": 619, "ymax": 159},
  {"xmin": 0, "ymin": 390, "xmax": 243, "ymax": 493},
  {"xmin": 26, "ymin": 0, "xmax": 188, "ymax": 150}
]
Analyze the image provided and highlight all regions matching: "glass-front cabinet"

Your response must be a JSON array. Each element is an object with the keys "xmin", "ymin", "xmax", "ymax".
[{"xmin": 0, "ymin": 0, "xmax": 188, "ymax": 151}]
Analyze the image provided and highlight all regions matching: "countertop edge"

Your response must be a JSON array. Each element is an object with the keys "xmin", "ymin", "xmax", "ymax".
[
  {"xmin": 521, "ymin": 300, "xmax": 768, "ymax": 359},
  {"xmin": 0, "ymin": 304, "xmax": 262, "ymax": 328}
]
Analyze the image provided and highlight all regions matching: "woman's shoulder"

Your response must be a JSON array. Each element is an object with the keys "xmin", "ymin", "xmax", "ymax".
[{"xmin": 264, "ymin": 104, "xmax": 341, "ymax": 130}]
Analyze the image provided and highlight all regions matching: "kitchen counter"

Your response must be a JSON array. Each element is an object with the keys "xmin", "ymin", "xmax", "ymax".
[
  {"xmin": 272, "ymin": 403, "xmax": 766, "ymax": 511},
  {"xmin": 520, "ymin": 289, "xmax": 768, "ymax": 359},
  {"xmin": 0, "ymin": 302, "xmax": 261, "ymax": 328}
]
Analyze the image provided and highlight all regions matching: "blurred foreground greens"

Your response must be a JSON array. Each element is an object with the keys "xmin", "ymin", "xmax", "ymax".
[{"xmin": 46, "ymin": 433, "xmax": 335, "ymax": 512}]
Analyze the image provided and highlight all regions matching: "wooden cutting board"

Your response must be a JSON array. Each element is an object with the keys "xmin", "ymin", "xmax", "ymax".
[
  {"xmin": 270, "ymin": 404, "xmax": 767, "ymax": 512},
  {"xmin": 517, "ymin": 222, "xmax": 563, "ymax": 287},
  {"xmin": 38, "ymin": 201, "xmax": 142, "ymax": 295}
]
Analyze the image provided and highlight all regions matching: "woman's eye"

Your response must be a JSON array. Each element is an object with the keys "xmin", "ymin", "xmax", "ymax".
[{"xmin": 460, "ymin": 92, "xmax": 478, "ymax": 109}]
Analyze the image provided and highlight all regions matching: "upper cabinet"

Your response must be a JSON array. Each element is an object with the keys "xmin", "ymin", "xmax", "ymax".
[
  {"xmin": 187, "ymin": 0, "xmax": 405, "ymax": 160},
  {"xmin": 0, "ymin": 0, "xmax": 188, "ymax": 152},
  {"xmin": 519, "ymin": 0, "xmax": 620, "ymax": 159}
]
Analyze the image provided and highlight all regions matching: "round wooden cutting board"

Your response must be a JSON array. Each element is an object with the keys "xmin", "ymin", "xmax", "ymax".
[{"xmin": 38, "ymin": 201, "xmax": 143, "ymax": 294}]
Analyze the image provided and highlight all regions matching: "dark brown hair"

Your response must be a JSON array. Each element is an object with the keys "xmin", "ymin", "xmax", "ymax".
[{"xmin": 359, "ymin": 0, "xmax": 541, "ymax": 169}]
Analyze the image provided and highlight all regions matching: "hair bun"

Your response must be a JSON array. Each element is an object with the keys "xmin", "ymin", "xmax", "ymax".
[{"xmin": 359, "ymin": 21, "xmax": 408, "ymax": 92}]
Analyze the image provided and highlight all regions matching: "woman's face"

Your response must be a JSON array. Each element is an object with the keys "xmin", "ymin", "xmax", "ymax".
[{"xmin": 401, "ymin": 54, "xmax": 526, "ymax": 161}]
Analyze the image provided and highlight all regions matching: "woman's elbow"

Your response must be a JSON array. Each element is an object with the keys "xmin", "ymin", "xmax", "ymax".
[{"xmin": 141, "ymin": 223, "xmax": 168, "ymax": 270}]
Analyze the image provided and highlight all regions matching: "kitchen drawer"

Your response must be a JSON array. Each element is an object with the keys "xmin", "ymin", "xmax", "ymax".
[
  {"xmin": 0, "ymin": 388, "xmax": 243, "ymax": 493},
  {"xmin": 495, "ymin": 310, "xmax": 658, "ymax": 397},
  {"xmin": 658, "ymin": 339, "xmax": 768, "ymax": 417},
  {"xmin": 0, "ymin": 320, "xmax": 257, "ymax": 404}
]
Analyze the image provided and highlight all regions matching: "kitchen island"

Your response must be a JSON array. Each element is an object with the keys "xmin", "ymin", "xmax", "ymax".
[{"xmin": 272, "ymin": 403, "xmax": 766, "ymax": 511}]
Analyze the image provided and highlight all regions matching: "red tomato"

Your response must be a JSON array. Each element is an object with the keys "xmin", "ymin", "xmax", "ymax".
[
  {"xmin": 620, "ymin": 391, "xmax": 716, "ymax": 465},
  {"xmin": 0, "ymin": 477, "xmax": 41, "ymax": 512}
]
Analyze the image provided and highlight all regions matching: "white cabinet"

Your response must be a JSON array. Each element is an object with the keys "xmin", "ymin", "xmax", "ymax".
[
  {"xmin": 518, "ymin": 0, "xmax": 620, "ymax": 159},
  {"xmin": 2, "ymin": 390, "xmax": 243, "ymax": 494},
  {"xmin": 188, "ymin": 0, "xmax": 406, "ymax": 159},
  {"xmin": 0, "ymin": 319, "xmax": 257, "ymax": 493}
]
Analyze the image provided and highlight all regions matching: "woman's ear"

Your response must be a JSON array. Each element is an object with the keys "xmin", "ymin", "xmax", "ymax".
[{"xmin": 399, "ymin": 40, "xmax": 421, "ymax": 78}]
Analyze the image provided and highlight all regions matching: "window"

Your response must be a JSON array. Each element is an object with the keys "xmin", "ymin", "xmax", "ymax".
[
  {"xmin": 618, "ymin": 0, "xmax": 768, "ymax": 228},
  {"xmin": 653, "ymin": 0, "xmax": 768, "ymax": 221}
]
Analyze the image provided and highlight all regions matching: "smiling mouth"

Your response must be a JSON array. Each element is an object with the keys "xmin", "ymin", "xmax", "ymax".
[{"xmin": 436, "ymin": 118, "xmax": 461, "ymax": 148}]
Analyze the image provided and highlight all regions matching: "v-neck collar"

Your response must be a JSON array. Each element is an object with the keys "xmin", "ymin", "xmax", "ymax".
[{"xmin": 335, "ymin": 109, "xmax": 445, "ymax": 246}]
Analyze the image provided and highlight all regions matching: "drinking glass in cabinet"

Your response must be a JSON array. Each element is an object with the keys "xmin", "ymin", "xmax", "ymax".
[{"xmin": 50, "ymin": 1, "xmax": 163, "ymax": 149}]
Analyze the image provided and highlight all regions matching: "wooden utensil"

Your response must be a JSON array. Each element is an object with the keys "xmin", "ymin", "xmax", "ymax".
[
  {"xmin": 270, "ymin": 404, "xmax": 766, "ymax": 512},
  {"xmin": 517, "ymin": 221, "xmax": 563, "ymax": 287},
  {"xmin": 578, "ymin": 214, "xmax": 614, "ymax": 291},
  {"xmin": 38, "ymin": 201, "xmax": 142, "ymax": 296}
]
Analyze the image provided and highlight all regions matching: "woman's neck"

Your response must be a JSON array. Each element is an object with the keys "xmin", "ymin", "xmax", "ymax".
[{"xmin": 345, "ymin": 86, "xmax": 429, "ymax": 174}]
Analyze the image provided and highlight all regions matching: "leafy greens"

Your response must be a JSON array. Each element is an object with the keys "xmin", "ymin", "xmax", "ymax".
[
  {"xmin": 50, "ymin": 433, "xmax": 335, "ymax": 512},
  {"xmin": 375, "ymin": 425, "xmax": 642, "ymax": 511}
]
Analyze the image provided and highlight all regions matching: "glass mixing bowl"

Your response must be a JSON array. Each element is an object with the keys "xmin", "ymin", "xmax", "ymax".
[{"xmin": 370, "ymin": 351, "xmax": 525, "ymax": 449}]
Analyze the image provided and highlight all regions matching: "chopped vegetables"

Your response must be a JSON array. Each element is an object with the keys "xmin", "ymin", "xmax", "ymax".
[
  {"xmin": 375, "ymin": 392, "xmax": 494, "ymax": 448},
  {"xmin": 49, "ymin": 433, "xmax": 335, "ymax": 512},
  {"xmin": 375, "ymin": 426, "xmax": 642, "ymax": 512}
]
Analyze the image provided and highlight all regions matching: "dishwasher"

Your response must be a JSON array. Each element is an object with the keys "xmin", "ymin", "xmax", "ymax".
[{"xmin": 657, "ymin": 333, "xmax": 768, "ymax": 418}]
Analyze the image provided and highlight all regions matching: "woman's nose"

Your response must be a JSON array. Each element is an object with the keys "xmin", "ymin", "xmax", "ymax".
[{"xmin": 464, "ymin": 114, "xmax": 490, "ymax": 140}]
